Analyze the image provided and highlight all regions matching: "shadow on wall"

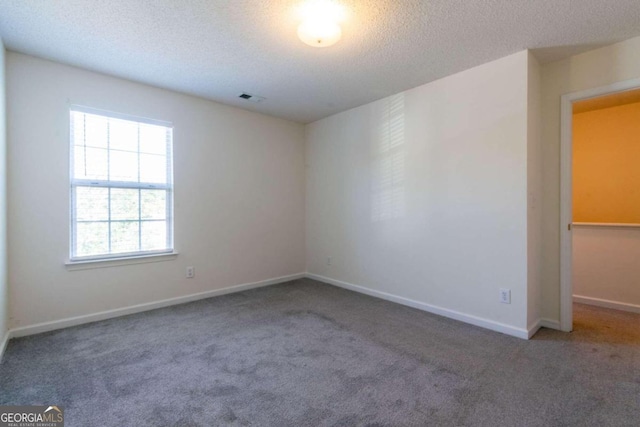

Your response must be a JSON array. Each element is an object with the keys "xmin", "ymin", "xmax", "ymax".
[{"xmin": 370, "ymin": 93, "xmax": 406, "ymax": 222}]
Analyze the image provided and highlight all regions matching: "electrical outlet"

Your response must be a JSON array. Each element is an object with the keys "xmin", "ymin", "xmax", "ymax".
[
  {"xmin": 499, "ymin": 288, "xmax": 511, "ymax": 304},
  {"xmin": 327, "ymin": 256, "xmax": 332, "ymax": 266},
  {"xmin": 186, "ymin": 266, "xmax": 195, "ymax": 278}
]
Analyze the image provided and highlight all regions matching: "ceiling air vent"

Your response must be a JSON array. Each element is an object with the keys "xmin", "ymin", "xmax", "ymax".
[{"xmin": 238, "ymin": 92, "xmax": 266, "ymax": 103}]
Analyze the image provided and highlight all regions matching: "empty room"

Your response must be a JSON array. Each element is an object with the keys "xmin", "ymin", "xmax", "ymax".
[{"xmin": 0, "ymin": 1, "xmax": 639, "ymax": 426}]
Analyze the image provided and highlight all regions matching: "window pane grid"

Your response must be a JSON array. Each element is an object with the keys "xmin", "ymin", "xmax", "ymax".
[
  {"xmin": 107, "ymin": 187, "xmax": 112, "ymax": 253},
  {"xmin": 70, "ymin": 108, "xmax": 173, "ymax": 260},
  {"xmin": 72, "ymin": 179, "xmax": 170, "ymax": 190},
  {"xmin": 76, "ymin": 220, "xmax": 167, "ymax": 225}
]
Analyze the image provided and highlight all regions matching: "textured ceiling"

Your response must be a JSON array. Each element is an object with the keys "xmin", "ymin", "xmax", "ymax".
[{"xmin": 1, "ymin": 1, "xmax": 639, "ymax": 123}]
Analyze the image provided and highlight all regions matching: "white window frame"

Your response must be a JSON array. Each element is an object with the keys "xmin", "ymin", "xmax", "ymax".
[{"xmin": 69, "ymin": 105, "xmax": 174, "ymax": 262}]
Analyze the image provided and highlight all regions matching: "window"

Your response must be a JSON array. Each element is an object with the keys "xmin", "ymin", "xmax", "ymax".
[{"xmin": 70, "ymin": 107, "xmax": 173, "ymax": 261}]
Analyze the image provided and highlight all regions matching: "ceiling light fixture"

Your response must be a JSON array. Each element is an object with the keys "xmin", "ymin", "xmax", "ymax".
[{"xmin": 297, "ymin": 0, "xmax": 345, "ymax": 48}]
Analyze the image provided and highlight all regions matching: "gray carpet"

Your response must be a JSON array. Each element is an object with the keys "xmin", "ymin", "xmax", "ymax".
[{"xmin": 1, "ymin": 279, "xmax": 639, "ymax": 426}]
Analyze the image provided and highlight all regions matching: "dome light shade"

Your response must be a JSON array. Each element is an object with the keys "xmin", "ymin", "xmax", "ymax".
[
  {"xmin": 297, "ymin": 18, "xmax": 342, "ymax": 47},
  {"xmin": 297, "ymin": 0, "xmax": 344, "ymax": 48}
]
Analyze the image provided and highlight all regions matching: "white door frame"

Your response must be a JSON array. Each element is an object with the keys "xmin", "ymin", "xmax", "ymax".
[{"xmin": 559, "ymin": 77, "xmax": 640, "ymax": 332}]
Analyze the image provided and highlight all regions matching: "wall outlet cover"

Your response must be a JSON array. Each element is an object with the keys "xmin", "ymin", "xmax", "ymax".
[
  {"xmin": 499, "ymin": 288, "xmax": 511, "ymax": 304},
  {"xmin": 186, "ymin": 266, "xmax": 195, "ymax": 278}
]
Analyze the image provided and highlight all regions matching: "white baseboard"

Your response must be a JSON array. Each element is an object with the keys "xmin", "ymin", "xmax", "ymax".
[
  {"xmin": 3, "ymin": 271, "xmax": 570, "ymax": 351},
  {"xmin": 306, "ymin": 273, "xmax": 531, "ymax": 340},
  {"xmin": 0, "ymin": 331, "xmax": 9, "ymax": 363},
  {"xmin": 573, "ymin": 294, "xmax": 640, "ymax": 314},
  {"xmin": 525, "ymin": 317, "xmax": 563, "ymax": 338},
  {"xmin": 527, "ymin": 319, "xmax": 542, "ymax": 339},
  {"xmin": 540, "ymin": 318, "xmax": 561, "ymax": 330},
  {"xmin": 8, "ymin": 272, "xmax": 306, "ymax": 339}
]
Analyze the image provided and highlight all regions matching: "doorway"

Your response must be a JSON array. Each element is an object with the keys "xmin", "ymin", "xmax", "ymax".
[{"xmin": 560, "ymin": 78, "xmax": 640, "ymax": 331}]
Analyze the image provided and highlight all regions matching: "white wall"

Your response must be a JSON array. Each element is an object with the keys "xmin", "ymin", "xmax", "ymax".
[
  {"xmin": 7, "ymin": 52, "xmax": 306, "ymax": 329},
  {"xmin": 541, "ymin": 35, "xmax": 640, "ymax": 322},
  {"xmin": 306, "ymin": 51, "xmax": 535, "ymax": 335},
  {"xmin": 0, "ymin": 40, "xmax": 8, "ymax": 345},
  {"xmin": 573, "ymin": 225, "xmax": 640, "ymax": 313},
  {"xmin": 527, "ymin": 52, "xmax": 542, "ymax": 328}
]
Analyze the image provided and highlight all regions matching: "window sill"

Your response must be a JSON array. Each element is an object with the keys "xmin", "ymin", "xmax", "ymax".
[{"xmin": 65, "ymin": 252, "xmax": 179, "ymax": 271}]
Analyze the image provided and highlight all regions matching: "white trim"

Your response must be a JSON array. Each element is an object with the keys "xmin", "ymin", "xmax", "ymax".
[
  {"xmin": 572, "ymin": 222, "xmax": 640, "ymax": 229},
  {"xmin": 574, "ymin": 295, "xmax": 640, "ymax": 314},
  {"xmin": 540, "ymin": 318, "xmax": 561, "ymax": 330},
  {"xmin": 66, "ymin": 251, "xmax": 178, "ymax": 270},
  {"xmin": 8, "ymin": 272, "xmax": 306, "ymax": 338},
  {"xmin": 527, "ymin": 319, "xmax": 542, "ymax": 339},
  {"xmin": 0, "ymin": 331, "xmax": 9, "ymax": 363},
  {"xmin": 559, "ymin": 77, "xmax": 640, "ymax": 333},
  {"xmin": 560, "ymin": 92, "xmax": 574, "ymax": 332},
  {"xmin": 306, "ymin": 273, "xmax": 531, "ymax": 340},
  {"xmin": 0, "ymin": 272, "xmax": 569, "ymax": 353}
]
